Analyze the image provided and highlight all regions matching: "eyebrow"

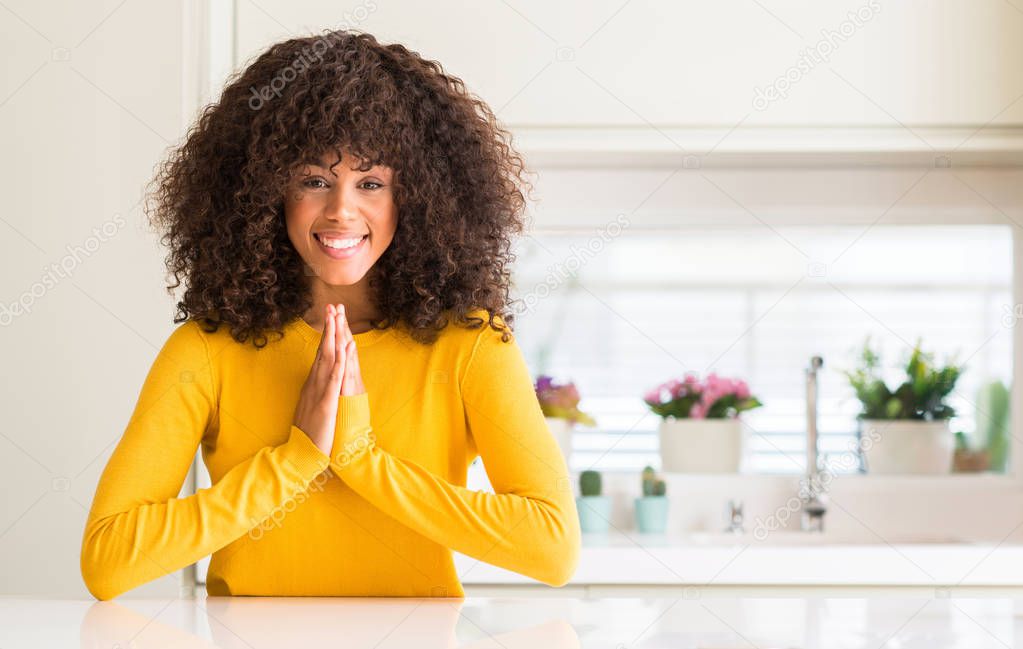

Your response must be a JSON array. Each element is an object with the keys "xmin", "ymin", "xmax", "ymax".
[{"xmin": 297, "ymin": 155, "xmax": 388, "ymax": 177}]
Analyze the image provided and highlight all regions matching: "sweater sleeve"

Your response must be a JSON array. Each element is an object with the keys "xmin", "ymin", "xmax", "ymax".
[
  {"xmin": 80, "ymin": 321, "xmax": 332, "ymax": 600},
  {"xmin": 328, "ymin": 325, "xmax": 581, "ymax": 587}
]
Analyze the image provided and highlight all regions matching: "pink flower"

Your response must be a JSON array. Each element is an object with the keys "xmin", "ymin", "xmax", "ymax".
[
  {"xmin": 565, "ymin": 384, "xmax": 580, "ymax": 403},
  {"xmin": 666, "ymin": 379, "xmax": 683, "ymax": 399},
  {"xmin": 644, "ymin": 387, "xmax": 662, "ymax": 405},
  {"xmin": 645, "ymin": 372, "xmax": 759, "ymax": 420},
  {"xmin": 736, "ymin": 380, "xmax": 751, "ymax": 400}
]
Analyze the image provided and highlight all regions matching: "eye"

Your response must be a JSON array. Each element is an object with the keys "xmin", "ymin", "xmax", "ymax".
[
  {"xmin": 361, "ymin": 181, "xmax": 383, "ymax": 190},
  {"xmin": 301, "ymin": 177, "xmax": 329, "ymax": 189}
]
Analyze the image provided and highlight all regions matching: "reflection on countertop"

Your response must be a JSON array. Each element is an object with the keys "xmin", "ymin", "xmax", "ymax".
[
  {"xmin": 0, "ymin": 594, "xmax": 1018, "ymax": 648},
  {"xmin": 77, "ymin": 596, "xmax": 578, "ymax": 649},
  {"xmin": 456, "ymin": 530, "xmax": 1023, "ymax": 586}
]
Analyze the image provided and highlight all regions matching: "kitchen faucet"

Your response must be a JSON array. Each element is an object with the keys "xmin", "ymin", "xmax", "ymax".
[
  {"xmin": 801, "ymin": 356, "xmax": 827, "ymax": 532},
  {"xmin": 725, "ymin": 499, "xmax": 744, "ymax": 534}
]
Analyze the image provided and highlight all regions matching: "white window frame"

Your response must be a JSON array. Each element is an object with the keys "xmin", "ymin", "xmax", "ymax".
[{"xmin": 513, "ymin": 130, "xmax": 1023, "ymax": 537}]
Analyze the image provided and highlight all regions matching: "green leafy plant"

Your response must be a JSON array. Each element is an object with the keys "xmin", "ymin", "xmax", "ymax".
[
  {"xmin": 579, "ymin": 470, "xmax": 602, "ymax": 497},
  {"xmin": 844, "ymin": 339, "xmax": 962, "ymax": 420},
  {"xmin": 976, "ymin": 380, "xmax": 1011, "ymax": 472},
  {"xmin": 643, "ymin": 373, "xmax": 762, "ymax": 419},
  {"xmin": 640, "ymin": 465, "xmax": 666, "ymax": 497}
]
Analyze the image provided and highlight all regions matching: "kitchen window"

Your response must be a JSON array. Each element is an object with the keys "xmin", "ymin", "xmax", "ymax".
[{"xmin": 507, "ymin": 224, "xmax": 1012, "ymax": 475}]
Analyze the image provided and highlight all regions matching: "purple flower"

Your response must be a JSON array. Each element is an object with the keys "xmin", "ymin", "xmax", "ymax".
[{"xmin": 536, "ymin": 375, "xmax": 554, "ymax": 393}]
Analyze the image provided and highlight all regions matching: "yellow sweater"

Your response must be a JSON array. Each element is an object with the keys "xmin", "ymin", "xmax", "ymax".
[{"xmin": 80, "ymin": 310, "xmax": 580, "ymax": 599}]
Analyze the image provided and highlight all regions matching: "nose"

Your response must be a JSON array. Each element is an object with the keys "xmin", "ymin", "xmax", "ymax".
[{"xmin": 325, "ymin": 183, "xmax": 359, "ymax": 221}]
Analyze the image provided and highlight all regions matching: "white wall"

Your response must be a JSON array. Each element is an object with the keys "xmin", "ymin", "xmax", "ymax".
[
  {"xmin": 234, "ymin": 0, "xmax": 1023, "ymax": 128},
  {"xmin": 3, "ymin": 0, "xmax": 1023, "ymax": 597},
  {"xmin": 0, "ymin": 1, "xmax": 199, "ymax": 597}
]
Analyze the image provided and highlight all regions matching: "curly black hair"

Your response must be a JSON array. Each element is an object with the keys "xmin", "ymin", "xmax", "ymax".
[{"xmin": 146, "ymin": 29, "xmax": 532, "ymax": 348}]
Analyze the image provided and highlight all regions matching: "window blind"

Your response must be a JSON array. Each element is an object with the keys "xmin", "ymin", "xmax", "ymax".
[{"xmin": 509, "ymin": 224, "xmax": 1012, "ymax": 474}]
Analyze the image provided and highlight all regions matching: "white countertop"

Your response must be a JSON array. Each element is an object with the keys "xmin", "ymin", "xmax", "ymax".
[
  {"xmin": 6, "ymin": 594, "xmax": 1023, "ymax": 648},
  {"xmin": 456, "ymin": 531, "xmax": 1023, "ymax": 586}
]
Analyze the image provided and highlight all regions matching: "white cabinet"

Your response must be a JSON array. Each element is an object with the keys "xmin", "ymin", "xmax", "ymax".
[{"xmin": 235, "ymin": 0, "xmax": 1023, "ymax": 128}]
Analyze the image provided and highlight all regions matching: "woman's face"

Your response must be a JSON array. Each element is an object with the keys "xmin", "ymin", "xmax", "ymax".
[{"xmin": 284, "ymin": 149, "xmax": 398, "ymax": 286}]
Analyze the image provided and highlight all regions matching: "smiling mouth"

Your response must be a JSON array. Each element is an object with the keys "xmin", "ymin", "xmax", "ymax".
[
  {"xmin": 314, "ymin": 232, "xmax": 367, "ymax": 246},
  {"xmin": 313, "ymin": 233, "xmax": 368, "ymax": 259}
]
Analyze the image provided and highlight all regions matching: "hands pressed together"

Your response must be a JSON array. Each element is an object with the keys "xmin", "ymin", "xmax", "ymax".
[{"xmin": 293, "ymin": 303, "xmax": 367, "ymax": 456}]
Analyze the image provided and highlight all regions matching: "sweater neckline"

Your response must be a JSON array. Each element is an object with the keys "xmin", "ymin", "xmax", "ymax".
[{"xmin": 290, "ymin": 315, "xmax": 394, "ymax": 348}]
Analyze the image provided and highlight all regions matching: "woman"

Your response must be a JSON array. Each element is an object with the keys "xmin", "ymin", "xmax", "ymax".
[{"xmin": 80, "ymin": 30, "xmax": 580, "ymax": 599}]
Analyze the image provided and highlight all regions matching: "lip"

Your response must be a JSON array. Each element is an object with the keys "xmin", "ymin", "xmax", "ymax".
[{"xmin": 313, "ymin": 232, "xmax": 368, "ymax": 260}]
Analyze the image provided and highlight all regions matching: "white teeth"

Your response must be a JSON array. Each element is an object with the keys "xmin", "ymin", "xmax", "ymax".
[{"xmin": 317, "ymin": 234, "xmax": 364, "ymax": 250}]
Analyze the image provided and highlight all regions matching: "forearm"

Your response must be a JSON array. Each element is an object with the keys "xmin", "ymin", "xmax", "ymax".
[
  {"xmin": 329, "ymin": 394, "xmax": 580, "ymax": 587},
  {"xmin": 81, "ymin": 426, "xmax": 330, "ymax": 600}
]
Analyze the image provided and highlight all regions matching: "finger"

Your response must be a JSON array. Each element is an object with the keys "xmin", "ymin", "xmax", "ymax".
[
  {"xmin": 318, "ymin": 304, "xmax": 335, "ymax": 369},
  {"xmin": 326, "ymin": 306, "xmax": 343, "ymax": 392},
  {"xmin": 342, "ymin": 340, "xmax": 357, "ymax": 395},
  {"xmin": 336, "ymin": 304, "xmax": 349, "ymax": 351},
  {"xmin": 342, "ymin": 310, "xmax": 357, "ymax": 389},
  {"xmin": 335, "ymin": 303, "xmax": 348, "ymax": 377},
  {"xmin": 337, "ymin": 303, "xmax": 349, "ymax": 349},
  {"xmin": 346, "ymin": 339, "xmax": 365, "ymax": 395}
]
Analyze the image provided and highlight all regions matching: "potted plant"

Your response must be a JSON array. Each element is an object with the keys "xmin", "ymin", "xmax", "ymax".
[
  {"xmin": 974, "ymin": 380, "xmax": 1011, "ymax": 473},
  {"xmin": 953, "ymin": 431, "xmax": 990, "ymax": 473},
  {"xmin": 535, "ymin": 375, "xmax": 596, "ymax": 463},
  {"xmin": 845, "ymin": 340, "xmax": 963, "ymax": 474},
  {"xmin": 576, "ymin": 470, "xmax": 611, "ymax": 533},
  {"xmin": 635, "ymin": 465, "xmax": 668, "ymax": 533},
  {"xmin": 644, "ymin": 373, "xmax": 762, "ymax": 473}
]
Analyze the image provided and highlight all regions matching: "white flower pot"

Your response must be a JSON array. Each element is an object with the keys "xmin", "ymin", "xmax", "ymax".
[
  {"xmin": 545, "ymin": 416, "xmax": 573, "ymax": 462},
  {"xmin": 658, "ymin": 418, "xmax": 743, "ymax": 473},
  {"xmin": 860, "ymin": 419, "xmax": 954, "ymax": 474}
]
